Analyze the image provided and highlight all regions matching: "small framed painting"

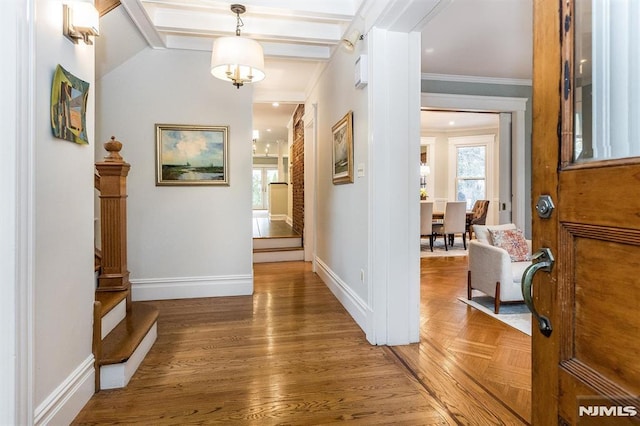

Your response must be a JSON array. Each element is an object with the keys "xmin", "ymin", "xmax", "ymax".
[
  {"xmin": 51, "ymin": 64, "xmax": 90, "ymax": 145},
  {"xmin": 331, "ymin": 111, "xmax": 354, "ymax": 184},
  {"xmin": 155, "ymin": 124, "xmax": 229, "ymax": 186}
]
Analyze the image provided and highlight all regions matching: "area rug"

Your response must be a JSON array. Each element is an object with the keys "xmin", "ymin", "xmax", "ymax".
[
  {"xmin": 458, "ymin": 293, "xmax": 532, "ymax": 336},
  {"xmin": 420, "ymin": 236, "xmax": 468, "ymax": 257}
]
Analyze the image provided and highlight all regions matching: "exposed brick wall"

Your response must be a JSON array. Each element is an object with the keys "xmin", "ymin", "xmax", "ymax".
[{"xmin": 291, "ymin": 105, "xmax": 305, "ymax": 236}]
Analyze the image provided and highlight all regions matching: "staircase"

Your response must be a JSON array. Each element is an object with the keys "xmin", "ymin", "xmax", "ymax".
[
  {"xmin": 93, "ymin": 137, "xmax": 157, "ymax": 391},
  {"xmin": 93, "ymin": 291, "xmax": 158, "ymax": 390}
]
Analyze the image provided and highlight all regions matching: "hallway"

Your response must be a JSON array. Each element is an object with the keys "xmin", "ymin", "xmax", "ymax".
[{"xmin": 73, "ymin": 260, "xmax": 529, "ymax": 424}]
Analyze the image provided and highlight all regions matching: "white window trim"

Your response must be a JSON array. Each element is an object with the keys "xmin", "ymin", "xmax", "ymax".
[{"xmin": 447, "ymin": 134, "xmax": 496, "ymax": 208}]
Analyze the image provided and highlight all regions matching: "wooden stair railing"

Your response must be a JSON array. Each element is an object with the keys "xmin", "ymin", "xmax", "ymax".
[
  {"xmin": 95, "ymin": 137, "xmax": 131, "ymax": 301},
  {"xmin": 96, "ymin": 0, "xmax": 121, "ymax": 16},
  {"xmin": 93, "ymin": 137, "xmax": 158, "ymax": 392}
]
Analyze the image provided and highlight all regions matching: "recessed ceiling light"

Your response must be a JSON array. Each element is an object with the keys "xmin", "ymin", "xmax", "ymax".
[
  {"xmin": 267, "ymin": 128, "xmax": 272, "ymax": 132},
  {"xmin": 449, "ymin": 121, "xmax": 455, "ymax": 126},
  {"xmin": 272, "ymin": 102, "xmax": 279, "ymax": 107},
  {"xmin": 424, "ymin": 48, "xmax": 435, "ymax": 54}
]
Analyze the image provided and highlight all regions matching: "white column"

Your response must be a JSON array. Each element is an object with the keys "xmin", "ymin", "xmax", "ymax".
[
  {"xmin": 367, "ymin": 28, "xmax": 421, "ymax": 345},
  {"xmin": 1, "ymin": 0, "xmax": 35, "ymax": 424}
]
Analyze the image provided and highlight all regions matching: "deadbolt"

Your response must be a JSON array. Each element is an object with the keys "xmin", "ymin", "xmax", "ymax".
[{"xmin": 535, "ymin": 195, "xmax": 555, "ymax": 219}]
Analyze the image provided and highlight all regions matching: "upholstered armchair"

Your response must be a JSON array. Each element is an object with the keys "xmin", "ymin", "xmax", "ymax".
[
  {"xmin": 467, "ymin": 224, "xmax": 531, "ymax": 313},
  {"xmin": 467, "ymin": 200, "xmax": 490, "ymax": 240}
]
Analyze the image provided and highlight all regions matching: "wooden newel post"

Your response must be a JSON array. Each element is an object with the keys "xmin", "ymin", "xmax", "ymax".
[{"xmin": 95, "ymin": 137, "xmax": 131, "ymax": 302}]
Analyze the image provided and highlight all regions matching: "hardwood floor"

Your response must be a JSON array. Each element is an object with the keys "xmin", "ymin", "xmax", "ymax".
[
  {"xmin": 393, "ymin": 257, "xmax": 531, "ymax": 424},
  {"xmin": 73, "ymin": 260, "xmax": 531, "ymax": 425},
  {"xmin": 252, "ymin": 211, "xmax": 300, "ymax": 238}
]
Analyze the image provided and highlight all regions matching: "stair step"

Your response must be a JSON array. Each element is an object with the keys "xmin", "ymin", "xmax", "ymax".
[
  {"xmin": 253, "ymin": 246, "xmax": 304, "ymax": 253},
  {"xmin": 95, "ymin": 290, "xmax": 128, "ymax": 338},
  {"xmin": 95, "ymin": 290, "xmax": 128, "ymax": 317},
  {"xmin": 253, "ymin": 247, "xmax": 305, "ymax": 263},
  {"xmin": 100, "ymin": 320, "xmax": 158, "ymax": 390},
  {"xmin": 253, "ymin": 236, "xmax": 302, "ymax": 250},
  {"xmin": 100, "ymin": 302, "xmax": 158, "ymax": 366}
]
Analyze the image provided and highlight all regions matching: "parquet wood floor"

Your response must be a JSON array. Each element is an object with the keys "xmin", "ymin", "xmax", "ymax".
[
  {"xmin": 393, "ymin": 257, "xmax": 532, "ymax": 424},
  {"xmin": 73, "ymin": 259, "xmax": 531, "ymax": 425}
]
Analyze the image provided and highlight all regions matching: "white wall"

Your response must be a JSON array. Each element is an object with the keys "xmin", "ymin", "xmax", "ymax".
[
  {"xmin": 308, "ymin": 23, "xmax": 423, "ymax": 345},
  {"xmin": 307, "ymin": 35, "xmax": 370, "ymax": 328},
  {"xmin": 33, "ymin": 0, "xmax": 97, "ymax": 423},
  {"xmin": 97, "ymin": 48, "xmax": 254, "ymax": 300}
]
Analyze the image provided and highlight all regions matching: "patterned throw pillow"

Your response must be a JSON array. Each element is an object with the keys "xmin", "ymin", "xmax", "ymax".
[{"xmin": 488, "ymin": 228, "xmax": 531, "ymax": 262}]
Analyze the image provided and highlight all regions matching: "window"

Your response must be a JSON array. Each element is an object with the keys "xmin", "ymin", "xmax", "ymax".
[
  {"xmin": 448, "ymin": 134, "xmax": 495, "ymax": 210},
  {"xmin": 456, "ymin": 145, "xmax": 486, "ymax": 209}
]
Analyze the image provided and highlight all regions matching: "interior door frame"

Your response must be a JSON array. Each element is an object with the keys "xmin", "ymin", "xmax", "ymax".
[
  {"xmin": 531, "ymin": 1, "xmax": 563, "ymax": 423},
  {"xmin": 420, "ymin": 93, "xmax": 528, "ymax": 233},
  {"xmin": 252, "ymin": 166, "xmax": 278, "ymax": 210}
]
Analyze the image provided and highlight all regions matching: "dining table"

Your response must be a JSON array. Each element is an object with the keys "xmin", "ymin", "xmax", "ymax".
[{"xmin": 432, "ymin": 211, "xmax": 474, "ymax": 221}]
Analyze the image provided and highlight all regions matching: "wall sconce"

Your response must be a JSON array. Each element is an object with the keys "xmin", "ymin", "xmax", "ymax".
[
  {"xmin": 420, "ymin": 164, "xmax": 430, "ymax": 188},
  {"xmin": 63, "ymin": 2, "xmax": 100, "ymax": 45}
]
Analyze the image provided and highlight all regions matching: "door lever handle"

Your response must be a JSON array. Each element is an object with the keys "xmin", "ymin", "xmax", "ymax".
[{"xmin": 521, "ymin": 248, "xmax": 554, "ymax": 337}]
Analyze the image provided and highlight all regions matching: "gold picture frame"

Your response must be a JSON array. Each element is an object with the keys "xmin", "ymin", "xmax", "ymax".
[
  {"xmin": 331, "ymin": 111, "xmax": 354, "ymax": 184},
  {"xmin": 155, "ymin": 124, "xmax": 229, "ymax": 186}
]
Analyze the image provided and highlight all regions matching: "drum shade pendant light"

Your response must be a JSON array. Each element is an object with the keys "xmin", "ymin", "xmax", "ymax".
[{"xmin": 211, "ymin": 4, "xmax": 265, "ymax": 89}]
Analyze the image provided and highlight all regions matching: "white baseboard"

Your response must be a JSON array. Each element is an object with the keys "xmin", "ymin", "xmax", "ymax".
[
  {"xmin": 34, "ymin": 355, "xmax": 95, "ymax": 426},
  {"xmin": 285, "ymin": 216, "xmax": 293, "ymax": 227},
  {"xmin": 131, "ymin": 274, "xmax": 253, "ymax": 301},
  {"xmin": 101, "ymin": 322, "xmax": 157, "ymax": 390},
  {"xmin": 315, "ymin": 258, "xmax": 370, "ymax": 333},
  {"xmin": 268, "ymin": 213, "xmax": 287, "ymax": 221}
]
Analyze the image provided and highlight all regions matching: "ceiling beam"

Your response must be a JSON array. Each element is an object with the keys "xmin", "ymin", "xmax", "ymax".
[{"xmin": 120, "ymin": 0, "xmax": 166, "ymax": 48}]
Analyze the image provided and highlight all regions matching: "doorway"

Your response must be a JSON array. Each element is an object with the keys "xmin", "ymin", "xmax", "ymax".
[
  {"xmin": 252, "ymin": 167, "xmax": 278, "ymax": 210},
  {"xmin": 416, "ymin": 108, "xmax": 532, "ymax": 421},
  {"xmin": 421, "ymin": 110, "xmax": 502, "ymax": 224}
]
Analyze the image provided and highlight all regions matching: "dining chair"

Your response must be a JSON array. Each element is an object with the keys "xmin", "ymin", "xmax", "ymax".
[
  {"xmin": 433, "ymin": 201, "xmax": 467, "ymax": 250},
  {"xmin": 467, "ymin": 200, "xmax": 490, "ymax": 240},
  {"xmin": 420, "ymin": 201, "xmax": 434, "ymax": 251}
]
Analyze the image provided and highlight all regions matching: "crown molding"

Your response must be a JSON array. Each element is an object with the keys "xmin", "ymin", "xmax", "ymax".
[{"xmin": 421, "ymin": 73, "xmax": 532, "ymax": 87}]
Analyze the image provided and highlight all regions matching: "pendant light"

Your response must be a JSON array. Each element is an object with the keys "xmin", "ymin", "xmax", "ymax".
[{"xmin": 210, "ymin": 4, "xmax": 265, "ymax": 89}]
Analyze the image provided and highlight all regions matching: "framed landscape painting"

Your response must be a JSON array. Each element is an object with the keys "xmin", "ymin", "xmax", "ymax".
[
  {"xmin": 331, "ymin": 111, "xmax": 354, "ymax": 184},
  {"xmin": 156, "ymin": 124, "xmax": 229, "ymax": 186}
]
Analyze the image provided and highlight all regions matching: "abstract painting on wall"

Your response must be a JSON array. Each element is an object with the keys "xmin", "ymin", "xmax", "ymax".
[
  {"xmin": 155, "ymin": 124, "xmax": 229, "ymax": 186},
  {"xmin": 51, "ymin": 64, "xmax": 90, "ymax": 145}
]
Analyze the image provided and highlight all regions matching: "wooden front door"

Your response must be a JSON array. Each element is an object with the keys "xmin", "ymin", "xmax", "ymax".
[{"xmin": 532, "ymin": 1, "xmax": 640, "ymax": 425}]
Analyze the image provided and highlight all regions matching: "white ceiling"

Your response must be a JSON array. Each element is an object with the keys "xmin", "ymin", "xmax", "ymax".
[
  {"xmin": 98, "ymin": 0, "xmax": 532, "ymax": 154},
  {"xmin": 421, "ymin": 110, "xmax": 499, "ymax": 133}
]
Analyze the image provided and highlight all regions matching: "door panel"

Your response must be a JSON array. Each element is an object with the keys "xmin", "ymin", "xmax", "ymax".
[
  {"xmin": 252, "ymin": 167, "xmax": 278, "ymax": 210},
  {"xmin": 533, "ymin": 0, "xmax": 640, "ymax": 424}
]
